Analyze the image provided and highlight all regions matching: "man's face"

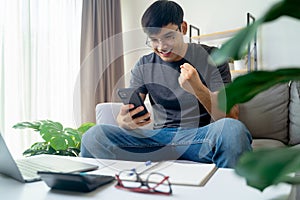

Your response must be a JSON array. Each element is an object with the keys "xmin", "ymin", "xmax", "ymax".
[{"xmin": 146, "ymin": 23, "xmax": 187, "ymax": 62}]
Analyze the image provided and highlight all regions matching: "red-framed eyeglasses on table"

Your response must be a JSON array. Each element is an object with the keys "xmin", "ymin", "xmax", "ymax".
[{"xmin": 115, "ymin": 170, "xmax": 172, "ymax": 195}]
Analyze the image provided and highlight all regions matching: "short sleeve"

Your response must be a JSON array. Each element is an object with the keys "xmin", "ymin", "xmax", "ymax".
[
  {"xmin": 217, "ymin": 62, "xmax": 232, "ymax": 84},
  {"xmin": 129, "ymin": 58, "xmax": 148, "ymax": 94},
  {"xmin": 205, "ymin": 46, "xmax": 232, "ymax": 92}
]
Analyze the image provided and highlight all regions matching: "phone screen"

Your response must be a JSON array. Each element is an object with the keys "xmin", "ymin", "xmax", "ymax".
[{"xmin": 117, "ymin": 88, "xmax": 149, "ymax": 119}]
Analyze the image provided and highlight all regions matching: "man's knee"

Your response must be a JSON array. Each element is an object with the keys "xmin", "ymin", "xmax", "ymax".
[
  {"xmin": 80, "ymin": 124, "xmax": 106, "ymax": 157},
  {"xmin": 215, "ymin": 118, "xmax": 252, "ymax": 151},
  {"xmin": 218, "ymin": 118, "xmax": 251, "ymax": 137}
]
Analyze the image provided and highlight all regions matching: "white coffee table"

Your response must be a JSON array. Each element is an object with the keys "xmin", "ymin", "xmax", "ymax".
[{"xmin": 0, "ymin": 158, "xmax": 293, "ymax": 200}]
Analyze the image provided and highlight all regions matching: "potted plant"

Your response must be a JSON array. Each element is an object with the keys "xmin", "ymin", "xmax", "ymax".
[
  {"xmin": 13, "ymin": 120, "xmax": 95, "ymax": 157},
  {"xmin": 228, "ymin": 57, "xmax": 235, "ymax": 71},
  {"xmin": 211, "ymin": 0, "xmax": 300, "ymax": 191}
]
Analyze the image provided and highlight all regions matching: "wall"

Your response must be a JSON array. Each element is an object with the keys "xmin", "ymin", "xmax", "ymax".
[
  {"xmin": 120, "ymin": 0, "xmax": 155, "ymax": 85},
  {"xmin": 121, "ymin": 0, "xmax": 300, "ymax": 81}
]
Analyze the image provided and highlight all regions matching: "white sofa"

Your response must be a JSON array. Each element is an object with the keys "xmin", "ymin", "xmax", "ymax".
[{"xmin": 95, "ymin": 81, "xmax": 300, "ymax": 149}]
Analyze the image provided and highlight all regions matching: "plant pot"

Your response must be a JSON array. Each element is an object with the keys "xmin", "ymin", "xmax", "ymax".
[{"xmin": 234, "ymin": 60, "xmax": 245, "ymax": 70}]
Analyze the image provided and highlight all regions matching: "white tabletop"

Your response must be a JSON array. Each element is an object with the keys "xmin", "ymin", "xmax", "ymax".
[{"xmin": 0, "ymin": 158, "xmax": 293, "ymax": 200}]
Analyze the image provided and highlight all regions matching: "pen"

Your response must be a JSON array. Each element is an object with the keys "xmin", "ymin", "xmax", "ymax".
[{"xmin": 131, "ymin": 160, "xmax": 152, "ymax": 173}]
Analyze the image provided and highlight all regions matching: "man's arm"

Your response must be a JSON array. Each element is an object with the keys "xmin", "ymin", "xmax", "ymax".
[{"xmin": 178, "ymin": 63, "xmax": 238, "ymax": 121}]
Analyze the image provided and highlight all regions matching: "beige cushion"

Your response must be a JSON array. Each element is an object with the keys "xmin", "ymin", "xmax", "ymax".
[
  {"xmin": 238, "ymin": 83, "xmax": 289, "ymax": 144},
  {"xmin": 289, "ymin": 81, "xmax": 300, "ymax": 145},
  {"xmin": 252, "ymin": 139, "xmax": 286, "ymax": 149}
]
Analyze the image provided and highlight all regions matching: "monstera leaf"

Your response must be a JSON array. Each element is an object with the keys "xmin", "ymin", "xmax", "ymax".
[
  {"xmin": 218, "ymin": 68, "xmax": 300, "ymax": 113},
  {"xmin": 211, "ymin": 0, "xmax": 300, "ymax": 66},
  {"xmin": 235, "ymin": 147, "xmax": 300, "ymax": 191},
  {"xmin": 211, "ymin": 0, "xmax": 300, "ymax": 112},
  {"xmin": 13, "ymin": 120, "xmax": 95, "ymax": 157},
  {"xmin": 210, "ymin": 0, "xmax": 300, "ymax": 191}
]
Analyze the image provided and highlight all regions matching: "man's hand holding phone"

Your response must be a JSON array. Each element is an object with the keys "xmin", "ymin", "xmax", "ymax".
[
  {"xmin": 117, "ymin": 88, "xmax": 151, "ymax": 129},
  {"xmin": 117, "ymin": 104, "xmax": 151, "ymax": 129}
]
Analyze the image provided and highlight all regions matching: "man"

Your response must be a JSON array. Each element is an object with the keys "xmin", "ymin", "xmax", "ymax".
[{"xmin": 81, "ymin": 0, "xmax": 252, "ymax": 168}]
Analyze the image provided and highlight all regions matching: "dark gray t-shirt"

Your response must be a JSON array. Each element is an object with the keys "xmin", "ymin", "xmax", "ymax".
[{"xmin": 130, "ymin": 43, "xmax": 231, "ymax": 129}]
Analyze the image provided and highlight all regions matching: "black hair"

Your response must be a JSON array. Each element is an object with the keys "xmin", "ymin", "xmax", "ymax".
[{"xmin": 141, "ymin": 0, "xmax": 184, "ymax": 35}]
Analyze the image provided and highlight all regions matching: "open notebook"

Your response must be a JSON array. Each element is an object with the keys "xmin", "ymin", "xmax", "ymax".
[
  {"xmin": 89, "ymin": 159, "xmax": 218, "ymax": 186},
  {"xmin": 144, "ymin": 160, "xmax": 218, "ymax": 186},
  {"xmin": 0, "ymin": 133, "xmax": 98, "ymax": 183}
]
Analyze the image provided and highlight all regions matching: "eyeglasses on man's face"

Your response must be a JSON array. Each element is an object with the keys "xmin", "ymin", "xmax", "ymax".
[
  {"xmin": 115, "ymin": 170, "xmax": 172, "ymax": 195},
  {"xmin": 145, "ymin": 28, "xmax": 180, "ymax": 48}
]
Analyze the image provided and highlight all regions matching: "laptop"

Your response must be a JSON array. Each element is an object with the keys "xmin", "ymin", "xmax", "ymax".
[{"xmin": 0, "ymin": 133, "xmax": 98, "ymax": 183}]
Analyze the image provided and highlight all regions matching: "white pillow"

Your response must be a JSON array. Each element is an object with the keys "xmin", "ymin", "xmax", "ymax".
[{"xmin": 289, "ymin": 81, "xmax": 300, "ymax": 145}]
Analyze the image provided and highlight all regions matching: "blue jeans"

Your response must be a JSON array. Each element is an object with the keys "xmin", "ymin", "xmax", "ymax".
[{"xmin": 80, "ymin": 118, "xmax": 252, "ymax": 168}]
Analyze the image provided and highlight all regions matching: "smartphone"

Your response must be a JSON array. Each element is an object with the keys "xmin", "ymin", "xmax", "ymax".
[{"xmin": 117, "ymin": 88, "xmax": 149, "ymax": 120}]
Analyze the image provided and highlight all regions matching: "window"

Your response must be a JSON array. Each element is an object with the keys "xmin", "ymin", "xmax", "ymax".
[{"xmin": 0, "ymin": 0, "xmax": 82, "ymax": 156}]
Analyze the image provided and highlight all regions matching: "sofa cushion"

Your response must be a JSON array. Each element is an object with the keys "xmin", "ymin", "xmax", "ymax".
[
  {"xmin": 289, "ymin": 81, "xmax": 300, "ymax": 145},
  {"xmin": 238, "ymin": 83, "xmax": 289, "ymax": 144},
  {"xmin": 252, "ymin": 139, "xmax": 286, "ymax": 149},
  {"xmin": 95, "ymin": 102, "xmax": 154, "ymax": 129},
  {"xmin": 95, "ymin": 102, "xmax": 122, "ymax": 126}
]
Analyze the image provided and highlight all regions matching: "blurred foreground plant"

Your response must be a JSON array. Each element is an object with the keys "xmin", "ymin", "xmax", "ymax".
[{"xmin": 211, "ymin": 0, "xmax": 300, "ymax": 191}]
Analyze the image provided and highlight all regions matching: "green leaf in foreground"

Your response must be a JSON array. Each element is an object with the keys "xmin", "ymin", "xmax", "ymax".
[
  {"xmin": 211, "ymin": 0, "xmax": 300, "ymax": 65},
  {"xmin": 235, "ymin": 147, "xmax": 300, "ymax": 191},
  {"xmin": 218, "ymin": 68, "xmax": 300, "ymax": 113},
  {"xmin": 211, "ymin": 21, "xmax": 261, "ymax": 65}
]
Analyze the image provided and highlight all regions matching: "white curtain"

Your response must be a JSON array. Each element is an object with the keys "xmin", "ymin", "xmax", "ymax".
[{"xmin": 0, "ymin": 0, "xmax": 82, "ymax": 157}]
